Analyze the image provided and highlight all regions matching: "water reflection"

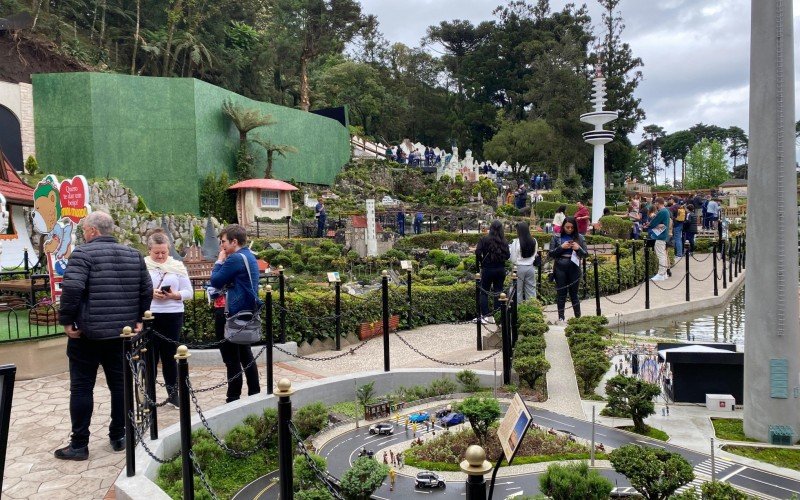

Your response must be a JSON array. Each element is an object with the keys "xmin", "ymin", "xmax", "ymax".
[{"xmin": 620, "ymin": 287, "xmax": 745, "ymax": 345}]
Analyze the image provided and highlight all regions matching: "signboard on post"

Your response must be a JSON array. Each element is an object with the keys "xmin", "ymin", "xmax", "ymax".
[
  {"xmin": 400, "ymin": 260, "xmax": 413, "ymax": 271},
  {"xmin": 497, "ymin": 393, "xmax": 532, "ymax": 464},
  {"xmin": 31, "ymin": 175, "xmax": 92, "ymax": 301}
]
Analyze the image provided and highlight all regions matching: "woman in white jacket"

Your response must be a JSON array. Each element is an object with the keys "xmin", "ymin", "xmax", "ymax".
[
  {"xmin": 509, "ymin": 222, "xmax": 538, "ymax": 303},
  {"xmin": 145, "ymin": 230, "xmax": 193, "ymax": 408}
]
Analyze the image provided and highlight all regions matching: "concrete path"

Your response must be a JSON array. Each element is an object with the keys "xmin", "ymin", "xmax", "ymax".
[{"xmin": 539, "ymin": 324, "xmax": 583, "ymax": 419}]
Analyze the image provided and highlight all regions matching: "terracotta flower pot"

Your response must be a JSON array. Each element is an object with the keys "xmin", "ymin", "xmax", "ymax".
[{"xmin": 357, "ymin": 315, "xmax": 400, "ymax": 340}]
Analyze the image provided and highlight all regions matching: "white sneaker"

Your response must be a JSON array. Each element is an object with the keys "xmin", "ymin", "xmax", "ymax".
[
  {"xmin": 555, "ymin": 319, "xmax": 566, "ymax": 326},
  {"xmin": 651, "ymin": 274, "xmax": 666, "ymax": 282},
  {"xmin": 472, "ymin": 317, "xmax": 489, "ymax": 325},
  {"xmin": 486, "ymin": 316, "xmax": 495, "ymax": 324}
]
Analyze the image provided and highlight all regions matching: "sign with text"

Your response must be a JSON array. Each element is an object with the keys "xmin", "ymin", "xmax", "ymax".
[
  {"xmin": 497, "ymin": 393, "xmax": 532, "ymax": 464},
  {"xmin": 32, "ymin": 175, "xmax": 92, "ymax": 301},
  {"xmin": 400, "ymin": 260, "xmax": 413, "ymax": 271},
  {"xmin": 327, "ymin": 271, "xmax": 340, "ymax": 283}
]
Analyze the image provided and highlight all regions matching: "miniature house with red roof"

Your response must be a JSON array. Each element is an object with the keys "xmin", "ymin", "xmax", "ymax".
[
  {"xmin": 345, "ymin": 215, "xmax": 396, "ymax": 258},
  {"xmin": 0, "ymin": 151, "xmax": 36, "ymax": 268},
  {"xmin": 229, "ymin": 179, "xmax": 299, "ymax": 226}
]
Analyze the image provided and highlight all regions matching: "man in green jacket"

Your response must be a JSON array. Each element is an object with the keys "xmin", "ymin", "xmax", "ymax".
[{"xmin": 646, "ymin": 197, "xmax": 670, "ymax": 281}]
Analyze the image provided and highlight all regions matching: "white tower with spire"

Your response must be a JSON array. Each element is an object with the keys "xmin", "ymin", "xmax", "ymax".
[{"xmin": 580, "ymin": 70, "xmax": 617, "ymax": 224}]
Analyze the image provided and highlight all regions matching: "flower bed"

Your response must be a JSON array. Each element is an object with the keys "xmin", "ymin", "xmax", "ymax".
[{"xmin": 405, "ymin": 426, "xmax": 601, "ymax": 471}]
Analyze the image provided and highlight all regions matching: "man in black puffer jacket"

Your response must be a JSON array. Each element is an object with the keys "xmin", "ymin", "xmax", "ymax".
[{"xmin": 55, "ymin": 211, "xmax": 152, "ymax": 461}]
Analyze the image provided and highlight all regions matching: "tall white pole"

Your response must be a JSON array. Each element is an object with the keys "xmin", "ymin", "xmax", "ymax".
[
  {"xmin": 744, "ymin": 0, "xmax": 800, "ymax": 441},
  {"xmin": 592, "ymin": 145, "xmax": 605, "ymax": 224}
]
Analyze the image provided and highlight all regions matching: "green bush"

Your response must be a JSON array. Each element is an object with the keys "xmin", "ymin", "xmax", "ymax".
[
  {"xmin": 293, "ymin": 402, "xmax": 329, "ymax": 439},
  {"xmin": 429, "ymin": 377, "xmax": 458, "ymax": 396},
  {"xmin": 24, "ymin": 155, "xmax": 38, "ymax": 175},
  {"xmin": 598, "ymin": 215, "xmax": 633, "ymax": 240},
  {"xmin": 539, "ymin": 461, "xmax": 614, "ymax": 500},
  {"xmin": 531, "ymin": 202, "xmax": 579, "ymax": 219},
  {"xmin": 199, "ymin": 172, "xmax": 237, "ymax": 223},
  {"xmin": 456, "ymin": 370, "xmax": 481, "ymax": 392},
  {"xmin": 394, "ymin": 231, "xmax": 482, "ymax": 252},
  {"xmin": 514, "ymin": 335, "xmax": 546, "ymax": 357}
]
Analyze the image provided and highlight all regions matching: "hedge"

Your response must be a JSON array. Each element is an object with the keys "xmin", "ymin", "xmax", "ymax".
[{"xmin": 180, "ymin": 282, "xmax": 475, "ymax": 345}]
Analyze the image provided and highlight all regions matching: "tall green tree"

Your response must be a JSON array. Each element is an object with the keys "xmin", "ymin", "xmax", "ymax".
[
  {"xmin": 483, "ymin": 119, "xmax": 556, "ymax": 176},
  {"xmin": 639, "ymin": 124, "xmax": 665, "ymax": 184},
  {"xmin": 270, "ymin": 0, "xmax": 364, "ymax": 111},
  {"xmin": 312, "ymin": 60, "xmax": 386, "ymax": 134},
  {"xmin": 610, "ymin": 445, "xmax": 694, "ymax": 500},
  {"xmin": 598, "ymin": 0, "xmax": 645, "ymax": 136},
  {"xmin": 339, "ymin": 457, "xmax": 388, "ymax": 500},
  {"xmin": 660, "ymin": 130, "xmax": 697, "ymax": 185},
  {"xmin": 726, "ymin": 126, "xmax": 748, "ymax": 172},
  {"xmin": 684, "ymin": 139, "xmax": 729, "ymax": 189}
]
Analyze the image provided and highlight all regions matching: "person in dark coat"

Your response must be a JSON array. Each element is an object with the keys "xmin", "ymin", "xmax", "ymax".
[
  {"xmin": 396, "ymin": 204, "xmax": 406, "ymax": 236},
  {"xmin": 475, "ymin": 220, "xmax": 510, "ymax": 323},
  {"xmin": 55, "ymin": 211, "xmax": 152, "ymax": 460}
]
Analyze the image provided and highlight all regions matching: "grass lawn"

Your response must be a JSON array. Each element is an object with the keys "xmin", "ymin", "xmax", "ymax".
[
  {"xmin": 619, "ymin": 425, "xmax": 669, "ymax": 442},
  {"xmin": 723, "ymin": 445, "xmax": 800, "ymax": 471},
  {"xmin": 711, "ymin": 418, "xmax": 758, "ymax": 442},
  {"xmin": 0, "ymin": 310, "xmax": 61, "ymax": 342}
]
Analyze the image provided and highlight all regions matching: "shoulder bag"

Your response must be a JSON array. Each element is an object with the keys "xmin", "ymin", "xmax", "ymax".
[{"xmin": 224, "ymin": 253, "xmax": 263, "ymax": 345}]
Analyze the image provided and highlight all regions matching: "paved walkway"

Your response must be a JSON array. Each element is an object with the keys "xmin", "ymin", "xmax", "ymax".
[{"xmin": 0, "ymin": 252, "xmax": 747, "ymax": 499}]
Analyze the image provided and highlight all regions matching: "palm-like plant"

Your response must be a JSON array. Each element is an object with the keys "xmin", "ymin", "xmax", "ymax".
[
  {"xmin": 173, "ymin": 32, "xmax": 214, "ymax": 77},
  {"xmin": 222, "ymin": 99, "xmax": 276, "ymax": 144},
  {"xmin": 251, "ymin": 138, "xmax": 298, "ymax": 178}
]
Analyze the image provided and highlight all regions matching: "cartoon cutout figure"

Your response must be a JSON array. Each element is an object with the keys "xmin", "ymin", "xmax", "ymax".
[
  {"xmin": 0, "ymin": 193, "xmax": 8, "ymax": 259},
  {"xmin": 32, "ymin": 177, "xmax": 74, "ymax": 276}
]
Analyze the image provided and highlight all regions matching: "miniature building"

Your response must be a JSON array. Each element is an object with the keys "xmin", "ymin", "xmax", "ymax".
[
  {"xmin": 229, "ymin": 179, "xmax": 298, "ymax": 226},
  {"xmin": 345, "ymin": 215, "xmax": 395, "ymax": 258},
  {"xmin": 0, "ymin": 150, "xmax": 36, "ymax": 268},
  {"xmin": 718, "ymin": 178, "xmax": 748, "ymax": 196}
]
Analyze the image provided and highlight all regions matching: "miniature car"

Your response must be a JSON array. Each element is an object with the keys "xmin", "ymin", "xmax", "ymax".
[
  {"xmin": 434, "ymin": 406, "xmax": 452, "ymax": 418},
  {"xmin": 440, "ymin": 412, "xmax": 465, "ymax": 427},
  {"xmin": 408, "ymin": 412, "xmax": 429, "ymax": 423},
  {"xmin": 368, "ymin": 423, "xmax": 394, "ymax": 435},
  {"xmin": 415, "ymin": 471, "xmax": 446, "ymax": 489}
]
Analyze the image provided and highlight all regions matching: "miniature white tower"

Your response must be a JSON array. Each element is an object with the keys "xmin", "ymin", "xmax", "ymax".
[{"xmin": 580, "ymin": 68, "xmax": 617, "ymax": 223}]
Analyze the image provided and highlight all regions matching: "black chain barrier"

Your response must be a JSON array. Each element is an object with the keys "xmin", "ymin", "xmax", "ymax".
[
  {"xmin": 601, "ymin": 281, "xmax": 646, "ymax": 305},
  {"xmin": 273, "ymin": 337, "xmax": 373, "ymax": 361},
  {"xmin": 186, "ymin": 377, "xmax": 279, "ymax": 458},
  {"xmin": 649, "ymin": 273, "xmax": 688, "ymax": 291},
  {"xmin": 190, "ymin": 449, "xmax": 220, "ymax": 500},
  {"xmin": 127, "ymin": 410, "xmax": 179, "ymax": 464},
  {"xmin": 190, "ymin": 344, "xmax": 270, "ymax": 393},
  {"xmin": 288, "ymin": 422, "xmax": 345, "ymax": 500},
  {"xmin": 393, "ymin": 330, "xmax": 501, "ymax": 366}
]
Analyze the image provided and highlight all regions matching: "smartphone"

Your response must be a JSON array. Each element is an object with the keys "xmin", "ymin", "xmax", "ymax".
[{"xmin": 160, "ymin": 285, "xmax": 172, "ymax": 293}]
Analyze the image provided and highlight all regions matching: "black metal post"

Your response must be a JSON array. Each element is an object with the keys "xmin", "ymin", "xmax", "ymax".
[
  {"xmin": 429, "ymin": 215, "xmax": 433, "ymax": 233},
  {"xmin": 537, "ymin": 251, "xmax": 543, "ymax": 290},
  {"xmin": 735, "ymin": 236, "xmax": 741, "ymax": 276},
  {"xmin": 382, "ymin": 271, "xmax": 390, "ymax": 372},
  {"xmin": 277, "ymin": 381, "xmax": 294, "ymax": 500},
  {"xmin": 644, "ymin": 246, "xmax": 650, "ymax": 310},
  {"xmin": 286, "ymin": 216, "xmax": 291, "ymax": 238},
  {"xmin": 278, "ymin": 266, "xmax": 286, "ymax": 344},
  {"xmin": 121, "ymin": 327, "xmax": 136, "ymax": 477},
  {"xmin": 143, "ymin": 313, "xmax": 158, "ymax": 440},
  {"xmin": 685, "ymin": 243, "xmax": 690, "ymax": 302},
  {"xmin": 23, "ymin": 248, "xmax": 29, "ymax": 274},
  {"xmin": 712, "ymin": 242, "xmax": 719, "ymax": 296},
  {"xmin": 721, "ymin": 240, "xmax": 727, "ymax": 289},
  {"xmin": 461, "ymin": 450, "xmax": 491, "ymax": 500},
  {"xmin": 334, "ymin": 279, "xmax": 342, "ymax": 350},
  {"xmin": 728, "ymin": 238, "xmax": 733, "ymax": 283},
  {"xmin": 615, "ymin": 243, "xmax": 621, "ymax": 293},
  {"xmin": 475, "ymin": 274, "xmax": 482, "ymax": 351},
  {"xmin": 500, "ymin": 294, "xmax": 510, "ymax": 385},
  {"xmin": 406, "ymin": 269, "xmax": 412, "ymax": 330},
  {"xmin": 266, "ymin": 287, "xmax": 274, "ymax": 395},
  {"xmin": 593, "ymin": 258, "xmax": 601, "ymax": 316},
  {"xmin": 466, "ymin": 473, "xmax": 487, "ymax": 500},
  {"xmin": 741, "ymin": 234, "xmax": 746, "ymax": 269},
  {"xmin": 632, "ymin": 240, "xmax": 637, "ymax": 282},
  {"xmin": 510, "ymin": 271, "xmax": 518, "ymax": 347},
  {"xmin": 176, "ymin": 345, "xmax": 193, "ymax": 500},
  {"xmin": 582, "ymin": 258, "xmax": 588, "ymax": 299}
]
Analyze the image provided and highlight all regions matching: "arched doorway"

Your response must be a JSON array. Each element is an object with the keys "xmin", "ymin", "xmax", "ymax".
[{"xmin": 0, "ymin": 105, "xmax": 23, "ymax": 172}]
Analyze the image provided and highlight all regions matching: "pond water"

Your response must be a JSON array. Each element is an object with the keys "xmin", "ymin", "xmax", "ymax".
[{"xmin": 619, "ymin": 286, "xmax": 745, "ymax": 346}]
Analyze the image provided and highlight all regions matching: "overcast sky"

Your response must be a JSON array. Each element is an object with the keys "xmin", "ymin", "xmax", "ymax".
[{"xmin": 359, "ymin": 0, "xmax": 800, "ymax": 144}]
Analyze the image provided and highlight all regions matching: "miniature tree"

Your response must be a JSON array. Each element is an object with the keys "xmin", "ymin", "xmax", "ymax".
[
  {"xmin": 539, "ymin": 461, "xmax": 614, "ymax": 500},
  {"xmin": 356, "ymin": 381, "xmax": 375, "ymax": 417},
  {"xmin": 339, "ymin": 457, "xmax": 388, "ymax": 500},
  {"xmin": 455, "ymin": 395, "xmax": 501, "ymax": 447},
  {"xmin": 609, "ymin": 445, "xmax": 694, "ymax": 500},
  {"xmin": 251, "ymin": 137, "xmax": 298, "ymax": 178},
  {"xmin": 604, "ymin": 375, "xmax": 661, "ymax": 433},
  {"xmin": 513, "ymin": 354, "xmax": 550, "ymax": 390}
]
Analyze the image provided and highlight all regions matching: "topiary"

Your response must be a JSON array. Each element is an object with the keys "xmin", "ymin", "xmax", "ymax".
[{"xmin": 24, "ymin": 155, "xmax": 38, "ymax": 175}]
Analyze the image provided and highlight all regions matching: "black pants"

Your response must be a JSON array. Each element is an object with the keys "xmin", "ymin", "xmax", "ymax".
[
  {"xmin": 152, "ymin": 312, "xmax": 183, "ymax": 390},
  {"xmin": 480, "ymin": 267, "xmax": 506, "ymax": 317},
  {"xmin": 215, "ymin": 308, "xmax": 261, "ymax": 402},
  {"xmin": 67, "ymin": 337, "xmax": 125, "ymax": 448},
  {"xmin": 554, "ymin": 259, "xmax": 581, "ymax": 320},
  {"xmin": 685, "ymin": 232, "xmax": 696, "ymax": 253}
]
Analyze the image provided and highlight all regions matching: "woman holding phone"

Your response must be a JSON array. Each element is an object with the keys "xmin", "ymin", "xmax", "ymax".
[
  {"xmin": 547, "ymin": 217, "xmax": 588, "ymax": 325},
  {"xmin": 146, "ymin": 229, "xmax": 192, "ymax": 408}
]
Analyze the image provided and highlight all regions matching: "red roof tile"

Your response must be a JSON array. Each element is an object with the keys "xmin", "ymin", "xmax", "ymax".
[
  {"xmin": 351, "ymin": 215, "xmax": 383, "ymax": 232},
  {"xmin": 0, "ymin": 151, "xmax": 33, "ymax": 206},
  {"xmin": 229, "ymin": 179, "xmax": 298, "ymax": 191}
]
